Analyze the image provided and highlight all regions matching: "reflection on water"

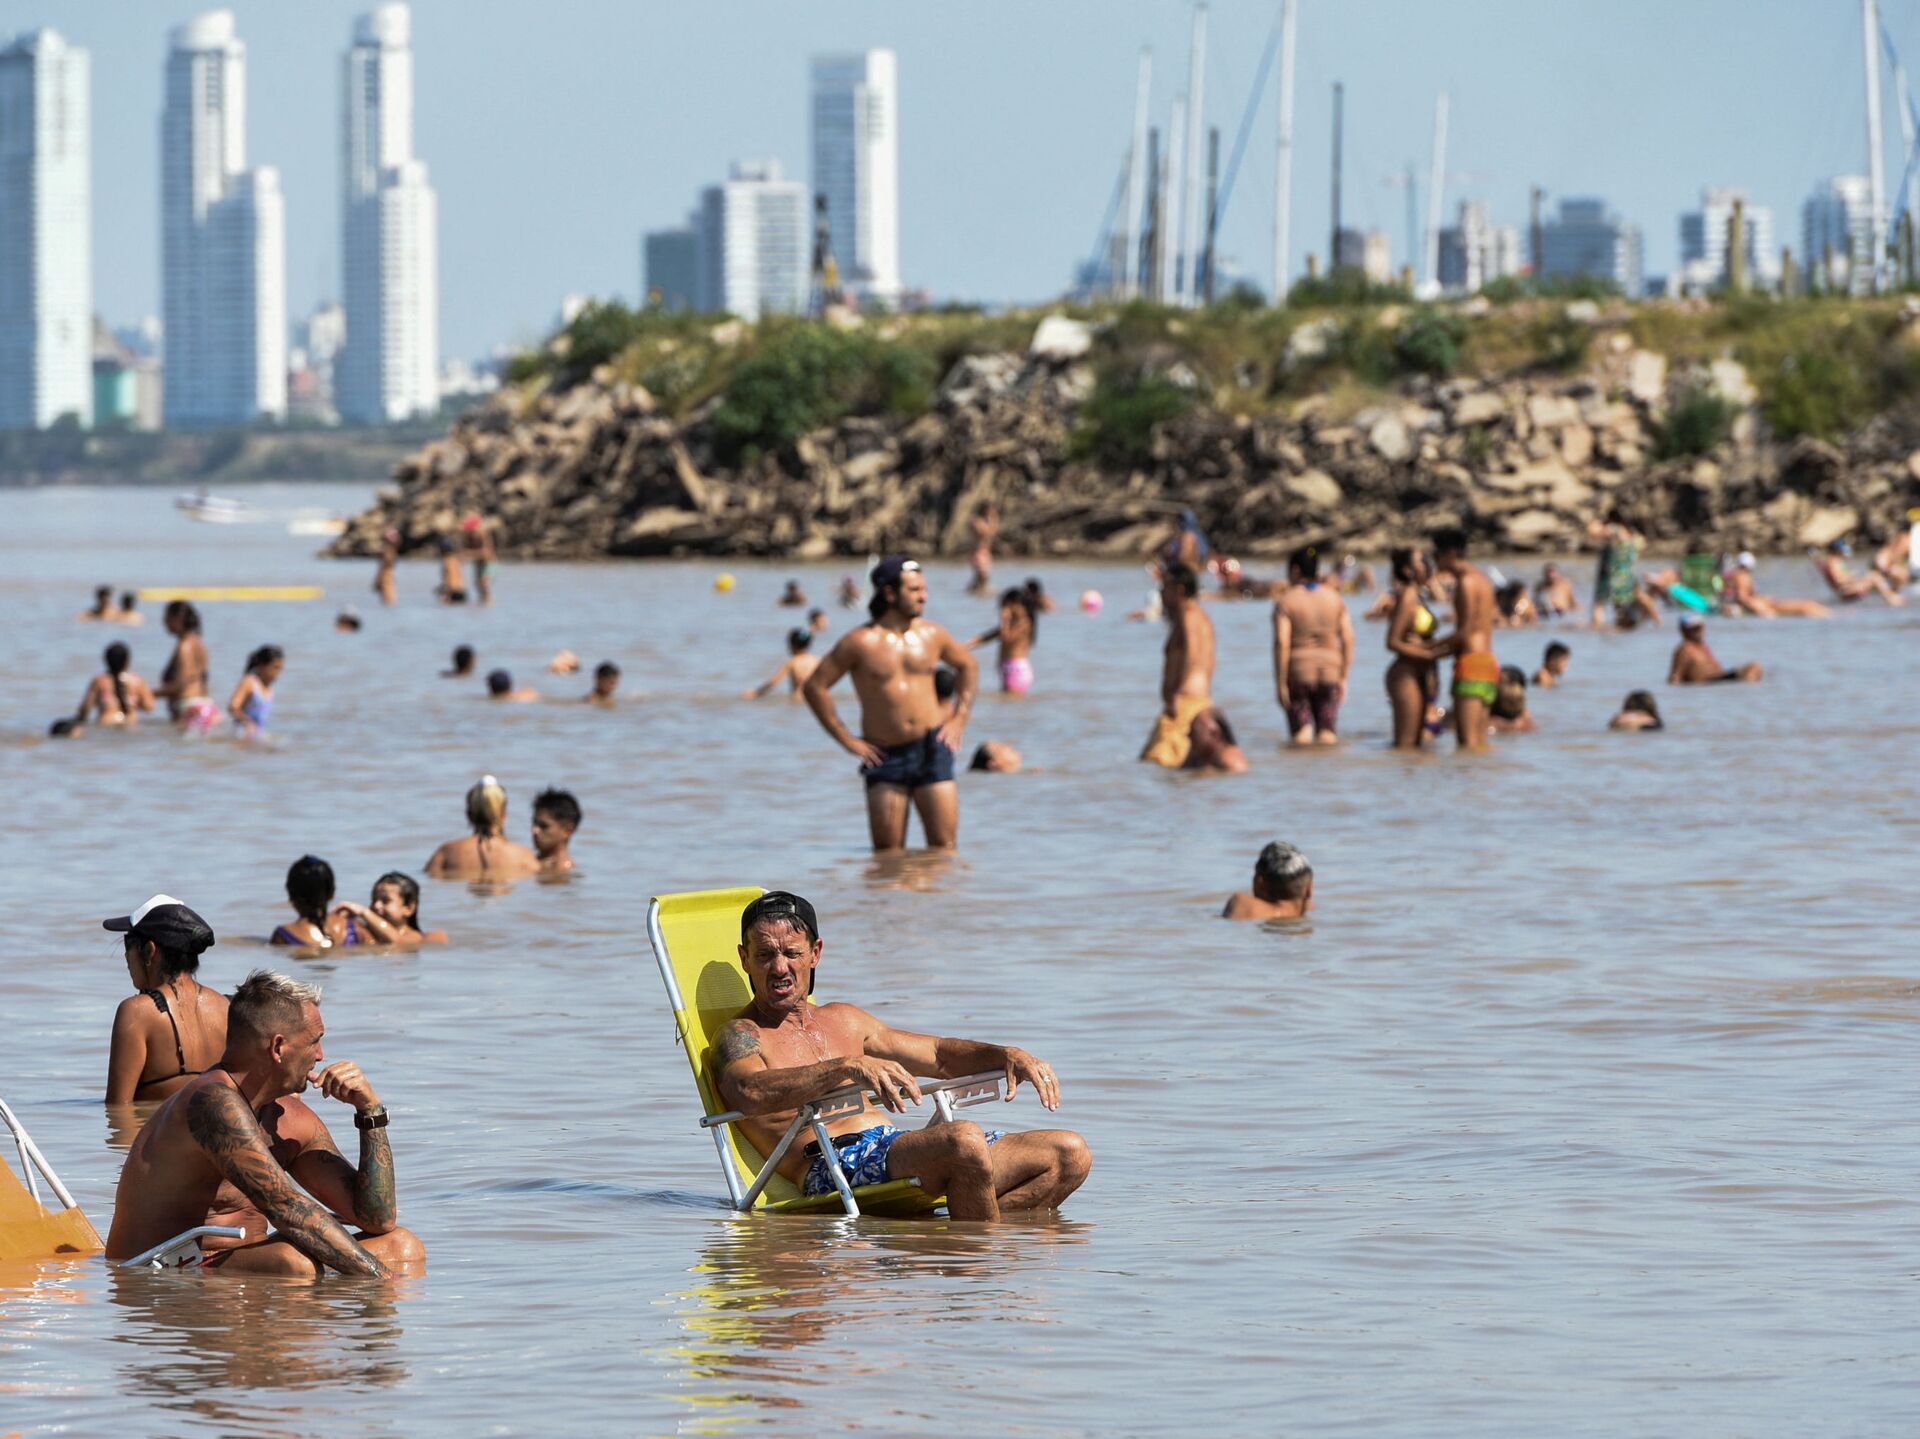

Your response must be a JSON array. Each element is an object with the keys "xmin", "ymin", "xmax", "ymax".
[
  {"xmin": 106, "ymin": 1269, "xmax": 409, "ymax": 1423},
  {"xmin": 665, "ymin": 1216, "xmax": 1090, "ymax": 1431},
  {"xmin": 4, "ymin": 486, "xmax": 1920, "ymax": 1433}
]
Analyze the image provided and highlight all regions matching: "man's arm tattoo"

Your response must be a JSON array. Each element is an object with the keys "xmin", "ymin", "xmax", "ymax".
[
  {"xmin": 186, "ymin": 1086, "xmax": 386, "ymax": 1277},
  {"xmin": 712, "ymin": 1022, "xmax": 761, "ymax": 1071},
  {"xmin": 355, "ymin": 1127, "xmax": 396, "ymax": 1232}
]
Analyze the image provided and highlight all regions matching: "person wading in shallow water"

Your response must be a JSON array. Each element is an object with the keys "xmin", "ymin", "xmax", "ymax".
[
  {"xmin": 803, "ymin": 557, "xmax": 977, "ymax": 852},
  {"xmin": 711, "ymin": 892, "xmax": 1091, "ymax": 1220},
  {"xmin": 104, "ymin": 968, "xmax": 424, "ymax": 1276}
]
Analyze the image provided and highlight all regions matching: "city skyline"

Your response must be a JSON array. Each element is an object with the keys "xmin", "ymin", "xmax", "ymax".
[{"xmin": 10, "ymin": 1, "xmax": 1919, "ymax": 363}]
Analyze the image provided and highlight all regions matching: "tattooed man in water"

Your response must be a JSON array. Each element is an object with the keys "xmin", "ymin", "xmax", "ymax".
[{"xmin": 105, "ymin": 968, "xmax": 424, "ymax": 1275}]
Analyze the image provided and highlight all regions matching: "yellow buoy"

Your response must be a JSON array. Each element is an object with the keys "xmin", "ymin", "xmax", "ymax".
[
  {"xmin": 139, "ymin": 586, "xmax": 324, "ymax": 602},
  {"xmin": 714, "ymin": 573, "xmax": 735, "ymax": 593}
]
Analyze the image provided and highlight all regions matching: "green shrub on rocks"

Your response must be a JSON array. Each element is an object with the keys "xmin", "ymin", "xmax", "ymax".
[
  {"xmin": 1071, "ymin": 370, "xmax": 1194, "ymax": 468},
  {"xmin": 1653, "ymin": 386, "xmax": 1736, "ymax": 459},
  {"xmin": 1392, "ymin": 310, "xmax": 1466, "ymax": 377},
  {"xmin": 711, "ymin": 324, "xmax": 935, "ymax": 463}
]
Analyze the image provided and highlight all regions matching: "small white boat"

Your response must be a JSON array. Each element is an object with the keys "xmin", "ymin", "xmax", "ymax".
[
  {"xmin": 287, "ymin": 512, "xmax": 347, "ymax": 538},
  {"xmin": 175, "ymin": 491, "xmax": 257, "ymax": 524}
]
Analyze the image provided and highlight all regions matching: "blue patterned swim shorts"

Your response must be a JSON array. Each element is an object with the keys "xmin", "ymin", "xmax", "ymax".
[{"xmin": 801, "ymin": 1123, "xmax": 1004, "ymax": 1196}]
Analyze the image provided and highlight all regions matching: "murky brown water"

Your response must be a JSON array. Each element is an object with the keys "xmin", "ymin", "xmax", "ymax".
[{"xmin": 3, "ymin": 483, "xmax": 1918, "ymax": 1436}]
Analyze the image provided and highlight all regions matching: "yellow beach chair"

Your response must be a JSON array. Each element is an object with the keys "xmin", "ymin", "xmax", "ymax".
[
  {"xmin": 0, "ymin": 1097, "xmax": 102, "ymax": 1262},
  {"xmin": 648, "ymin": 886, "xmax": 1009, "ymax": 1217}
]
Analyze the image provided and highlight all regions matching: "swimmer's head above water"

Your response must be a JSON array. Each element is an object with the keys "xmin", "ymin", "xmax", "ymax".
[
  {"xmin": 466, "ymin": 774, "xmax": 508, "ymax": 835},
  {"xmin": 1253, "ymin": 842, "xmax": 1312, "ymax": 906},
  {"xmin": 286, "ymin": 855, "xmax": 337, "ymax": 928},
  {"xmin": 227, "ymin": 969, "xmax": 327, "ymax": 1093}
]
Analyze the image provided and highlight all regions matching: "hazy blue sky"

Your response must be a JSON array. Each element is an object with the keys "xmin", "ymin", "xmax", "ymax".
[{"xmin": 27, "ymin": 0, "xmax": 1916, "ymax": 357}]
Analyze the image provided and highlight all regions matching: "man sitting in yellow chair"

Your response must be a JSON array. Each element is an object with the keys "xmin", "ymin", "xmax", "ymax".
[{"xmin": 712, "ymin": 892, "xmax": 1092, "ymax": 1221}]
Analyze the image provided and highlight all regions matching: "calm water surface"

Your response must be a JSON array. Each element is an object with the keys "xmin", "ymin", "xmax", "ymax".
[{"xmin": 2, "ymin": 484, "xmax": 1917, "ymax": 1436}]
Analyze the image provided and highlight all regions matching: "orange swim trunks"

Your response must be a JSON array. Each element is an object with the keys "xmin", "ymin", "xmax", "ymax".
[{"xmin": 1451, "ymin": 651, "xmax": 1500, "ymax": 706}]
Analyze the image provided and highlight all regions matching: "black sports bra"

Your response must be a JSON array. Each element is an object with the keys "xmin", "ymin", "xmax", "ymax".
[{"xmin": 134, "ymin": 987, "xmax": 203, "ymax": 1096}]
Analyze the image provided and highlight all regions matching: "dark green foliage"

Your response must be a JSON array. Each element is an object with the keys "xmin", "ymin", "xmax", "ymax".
[
  {"xmin": 710, "ymin": 324, "xmax": 935, "ymax": 462},
  {"xmin": 553, "ymin": 301, "xmax": 649, "ymax": 387},
  {"xmin": 1392, "ymin": 311, "xmax": 1466, "ymax": 377},
  {"xmin": 1756, "ymin": 347, "xmax": 1874, "ymax": 440},
  {"xmin": 1071, "ymin": 370, "xmax": 1194, "ymax": 468},
  {"xmin": 1480, "ymin": 274, "xmax": 1621, "ymax": 304},
  {"xmin": 1652, "ymin": 386, "xmax": 1736, "ymax": 459},
  {"xmin": 1286, "ymin": 271, "xmax": 1412, "ymax": 307}
]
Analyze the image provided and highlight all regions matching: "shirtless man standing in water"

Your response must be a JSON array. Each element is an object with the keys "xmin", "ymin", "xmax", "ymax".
[
  {"xmin": 1432, "ymin": 528, "xmax": 1498, "ymax": 753},
  {"xmin": 804, "ymin": 557, "xmax": 977, "ymax": 851},
  {"xmin": 1273, "ymin": 544, "xmax": 1354, "ymax": 745},
  {"xmin": 1141, "ymin": 564, "xmax": 1217, "ymax": 766},
  {"xmin": 104, "ymin": 968, "xmax": 423, "ymax": 1276}
]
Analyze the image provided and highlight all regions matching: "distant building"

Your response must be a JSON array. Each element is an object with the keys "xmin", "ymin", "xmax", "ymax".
[
  {"xmin": 1334, "ymin": 228, "xmax": 1392, "ymax": 284},
  {"xmin": 695, "ymin": 160, "xmax": 809, "ymax": 320},
  {"xmin": 810, "ymin": 49, "xmax": 900, "ymax": 305},
  {"xmin": 91, "ymin": 318, "xmax": 161, "ymax": 430},
  {"xmin": 338, "ymin": 5, "xmax": 438, "ymax": 424},
  {"xmin": 644, "ymin": 224, "xmax": 699, "ymax": 311},
  {"xmin": 162, "ymin": 10, "xmax": 287, "ymax": 427},
  {"xmin": 1802, "ymin": 175, "xmax": 1876, "ymax": 293},
  {"xmin": 1677, "ymin": 187, "xmax": 1776, "ymax": 294},
  {"xmin": 0, "ymin": 28, "xmax": 91, "ymax": 430},
  {"xmin": 1538, "ymin": 197, "xmax": 1642, "ymax": 297},
  {"xmin": 1437, "ymin": 201, "xmax": 1523, "ymax": 294}
]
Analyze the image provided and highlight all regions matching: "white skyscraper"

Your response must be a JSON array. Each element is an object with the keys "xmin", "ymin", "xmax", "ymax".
[
  {"xmin": 1437, "ymin": 200, "xmax": 1522, "ymax": 294},
  {"xmin": 694, "ymin": 161, "xmax": 809, "ymax": 320},
  {"xmin": 810, "ymin": 50, "xmax": 900, "ymax": 305},
  {"xmin": 162, "ymin": 10, "xmax": 286, "ymax": 427},
  {"xmin": 338, "ymin": 4, "xmax": 439, "ymax": 424},
  {"xmin": 0, "ymin": 29, "xmax": 91, "ymax": 430},
  {"xmin": 1677, "ymin": 187, "xmax": 1777, "ymax": 294},
  {"xmin": 1802, "ymin": 176, "xmax": 1876, "ymax": 293}
]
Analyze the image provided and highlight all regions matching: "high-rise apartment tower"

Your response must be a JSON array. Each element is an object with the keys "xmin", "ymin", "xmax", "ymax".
[
  {"xmin": 162, "ymin": 10, "xmax": 286, "ymax": 427},
  {"xmin": 809, "ymin": 50, "xmax": 900, "ymax": 306},
  {"xmin": 0, "ymin": 28, "xmax": 91, "ymax": 429},
  {"xmin": 339, "ymin": 4, "xmax": 438, "ymax": 423}
]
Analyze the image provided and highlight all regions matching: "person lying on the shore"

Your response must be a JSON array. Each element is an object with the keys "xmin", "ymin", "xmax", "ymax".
[
  {"xmin": 105, "ymin": 895, "xmax": 228, "ymax": 1105},
  {"xmin": 443, "ymin": 645, "xmax": 475, "ymax": 678},
  {"xmin": 779, "ymin": 580, "xmax": 807, "ymax": 608},
  {"xmin": 103, "ymin": 969, "xmax": 425, "ymax": 1276},
  {"xmin": 1609, "ymin": 690, "xmax": 1665, "ymax": 731},
  {"xmin": 1533, "ymin": 641, "xmax": 1570, "ymax": 688},
  {"xmin": 424, "ymin": 776, "xmax": 543, "ymax": 880},
  {"xmin": 969, "ymin": 741, "xmax": 1022, "ymax": 773},
  {"xmin": 1182, "ymin": 706, "xmax": 1249, "ymax": 774},
  {"xmin": 76, "ymin": 642, "xmax": 157, "ymax": 727},
  {"xmin": 228, "ymin": 644, "xmax": 282, "ymax": 738},
  {"xmin": 486, "ymin": 669, "xmax": 539, "ymax": 702},
  {"xmin": 1223, "ymin": 841, "xmax": 1313, "ymax": 921},
  {"xmin": 587, "ymin": 661, "xmax": 620, "ymax": 705},
  {"xmin": 1813, "ymin": 539, "xmax": 1904, "ymax": 605},
  {"xmin": 1489, "ymin": 666, "xmax": 1538, "ymax": 733},
  {"xmin": 531, "ymin": 788, "xmax": 581, "ymax": 874},
  {"xmin": 367, "ymin": 872, "xmax": 447, "ymax": 945},
  {"xmin": 745, "ymin": 628, "xmax": 820, "ymax": 699},
  {"xmin": 271, "ymin": 855, "xmax": 359, "ymax": 949},
  {"xmin": 1534, "ymin": 563, "xmax": 1578, "ymax": 617},
  {"xmin": 712, "ymin": 892, "xmax": 1091, "ymax": 1221},
  {"xmin": 1668, "ymin": 617, "xmax": 1762, "ymax": 684},
  {"xmin": 1724, "ymin": 553, "xmax": 1828, "ymax": 617},
  {"xmin": 1141, "ymin": 564, "xmax": 1216, "ymax": 767},
  {"xmin": 803, "ymin": 556, "xmax": 977, "ymax": 852}
]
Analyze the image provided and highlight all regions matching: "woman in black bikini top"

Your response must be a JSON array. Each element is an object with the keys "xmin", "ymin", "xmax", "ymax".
[{"xmin": 104, "ymin": 895, "xmax": 227, "ymax": 1105}]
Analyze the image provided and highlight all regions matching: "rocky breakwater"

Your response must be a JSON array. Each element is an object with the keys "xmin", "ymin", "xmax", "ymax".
[{"xmin": 331, "ymin": 312, "xmax": 1920, "ymax": 563}]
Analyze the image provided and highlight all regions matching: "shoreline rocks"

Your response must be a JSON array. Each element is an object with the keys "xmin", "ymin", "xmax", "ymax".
[{"xmin": 330, "ymin": 322, "xmax": 1920, "ymax": 564}]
